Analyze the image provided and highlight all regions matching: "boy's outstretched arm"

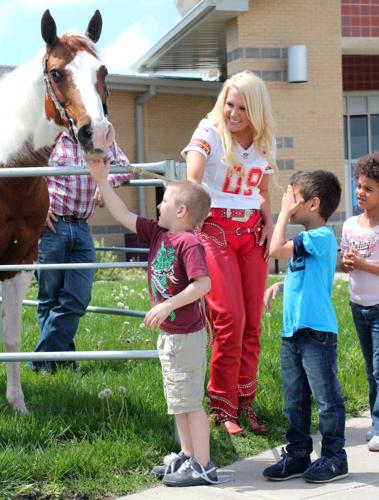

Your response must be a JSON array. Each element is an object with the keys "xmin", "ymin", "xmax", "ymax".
[
  {"xmin": 144, "ymin": 275, "xmax": 211, "ymax": 329},
  {"xmin": 87, "ymin": 158, "xmax": 137, "ymax": 233},
  {"xmin": 270, "ymin": 185, "xmax": 302, "ymax": 259}
]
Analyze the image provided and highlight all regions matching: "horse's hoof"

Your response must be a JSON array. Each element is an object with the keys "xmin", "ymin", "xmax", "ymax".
[{"xmin": 7, "ymin": 397, "xmax": 29, "ymax": 415}]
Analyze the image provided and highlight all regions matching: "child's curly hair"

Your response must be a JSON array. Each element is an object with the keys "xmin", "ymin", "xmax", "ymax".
[{"xmin": 355, "ymin": 153, "xmax": 379, "ymax": 184}]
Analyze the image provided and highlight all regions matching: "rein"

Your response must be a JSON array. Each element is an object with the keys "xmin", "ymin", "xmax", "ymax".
[{"xmin": 43, "ymin": 57, "xmax": 79, "ymax": 143}]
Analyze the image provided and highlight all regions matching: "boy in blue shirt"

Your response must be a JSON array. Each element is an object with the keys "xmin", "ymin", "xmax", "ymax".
[{"xmin": 263, "ymin": 170, "xmax": 348, "ymax": 483}]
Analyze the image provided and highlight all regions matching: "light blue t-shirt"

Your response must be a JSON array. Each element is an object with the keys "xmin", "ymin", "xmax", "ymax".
[{"xmin": 282, "ymin": 225, "xmax": 338, "ymax": 337}]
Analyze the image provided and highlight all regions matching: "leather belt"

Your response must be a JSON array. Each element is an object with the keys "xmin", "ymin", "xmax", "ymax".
[
  {"xmin": 209, "ymin": 207, "xmax": 259, "ymax": 222},
  {"xmin": 56, "ymin": 215, "xmax": 87, "ymax": 224}
]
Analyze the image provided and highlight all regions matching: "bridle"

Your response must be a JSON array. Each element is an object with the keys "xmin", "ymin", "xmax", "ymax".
[{"xmin": 42, "ymin": 56, "xmax": 110, "ymax": 144}]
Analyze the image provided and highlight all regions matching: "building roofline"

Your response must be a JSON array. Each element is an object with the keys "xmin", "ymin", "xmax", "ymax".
[{"xmin": 132, "ymin": 0, "xmax": 249, "ymax": 75}]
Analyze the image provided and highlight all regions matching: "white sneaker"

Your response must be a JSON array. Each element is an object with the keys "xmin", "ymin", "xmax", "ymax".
[
  {"xmin": 368, "ymin": 435, "xmax": 379, "ymax": 452},
  {"xmin": 366, "ymin": 427, "xmax": 375, "ymax": 441}
]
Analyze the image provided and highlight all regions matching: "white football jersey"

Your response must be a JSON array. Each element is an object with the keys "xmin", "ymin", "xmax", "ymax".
[{"xmin": 182, "ymin": 118, "xmax": 274, "ymax": 209}]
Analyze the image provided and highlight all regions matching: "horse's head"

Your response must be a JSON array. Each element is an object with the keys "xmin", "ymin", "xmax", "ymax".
[{"xmin": 41, "ymin": 9, "xmax": 115, "ymax": 159}]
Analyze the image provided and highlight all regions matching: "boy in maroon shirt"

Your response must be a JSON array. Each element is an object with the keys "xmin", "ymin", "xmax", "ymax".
[{"xmin": 88, "ymin": 159, "xmax": 218, "ymax": 487}]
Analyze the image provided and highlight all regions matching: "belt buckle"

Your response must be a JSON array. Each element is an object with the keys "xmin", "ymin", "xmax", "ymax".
[{"xmin": 232, "ymin": 209, "xmax": 251, "ymax": 222}]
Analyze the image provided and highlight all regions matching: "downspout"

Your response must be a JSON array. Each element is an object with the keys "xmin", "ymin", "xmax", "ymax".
[{"xmin": 134, "ymin": 85, "xmax": 156, "ymax": 216}]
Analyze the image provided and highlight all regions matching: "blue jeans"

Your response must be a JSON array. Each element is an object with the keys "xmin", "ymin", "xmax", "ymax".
[
  {"xmin": 34, "ymin": 220, "xmax": 96, "ymax": 359},
  {"xmin": 281, "ymin": 329, "xmax": 346, "ymax": 461},
  {"xmin": 350, "ymin": 301, "xmax": 379, "ymax": 435}
]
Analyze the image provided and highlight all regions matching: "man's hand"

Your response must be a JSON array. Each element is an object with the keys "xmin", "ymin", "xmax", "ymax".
[
  {"xmin": 144, "ymin": 301, "xmax": 174, "ymax": 329},
  {"xmin": 46, "ymin": 210, "xmax": 58, "ymax": 234}
]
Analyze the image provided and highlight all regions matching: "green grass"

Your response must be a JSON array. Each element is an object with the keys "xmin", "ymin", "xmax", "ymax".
[{"xmin": 0, "ymin": 272, "xmax": 368, "ymax": 498}]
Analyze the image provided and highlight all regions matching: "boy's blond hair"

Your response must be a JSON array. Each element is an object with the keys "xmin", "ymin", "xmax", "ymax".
[{"xmin": 168, "ymin": 180, "xmax": 211, "ymax": 228}]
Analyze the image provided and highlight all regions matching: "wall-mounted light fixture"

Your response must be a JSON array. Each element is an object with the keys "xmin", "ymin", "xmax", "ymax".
[{"xmin": 287, "ymin": 45, "xmax": 308, "ymax": 83}]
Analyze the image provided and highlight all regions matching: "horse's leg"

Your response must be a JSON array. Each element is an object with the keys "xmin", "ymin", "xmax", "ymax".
[{"xmin": 2, "ymin": 271, "xmax": 33, "ymax": 415}]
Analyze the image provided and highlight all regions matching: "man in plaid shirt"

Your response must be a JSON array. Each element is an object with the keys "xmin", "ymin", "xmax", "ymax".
[{"xmin": 31, "ymin": 131, "xmax": 130, "ymax": 372}]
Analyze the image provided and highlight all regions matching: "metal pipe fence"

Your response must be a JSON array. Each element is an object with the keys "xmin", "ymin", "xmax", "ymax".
[{"xmin": 0, "ymin": 164, "xmax": 174, "ymax": 363}]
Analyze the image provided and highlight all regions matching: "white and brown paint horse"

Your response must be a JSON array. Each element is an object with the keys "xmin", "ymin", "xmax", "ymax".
[{"xmin": 0, "ymin": 9, "xmax": 114, "ymax": 414}]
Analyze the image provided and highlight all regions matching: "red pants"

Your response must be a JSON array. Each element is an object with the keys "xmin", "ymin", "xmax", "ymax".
[{"xmin": 199, "ymin": 213, "xmax": 268, "ymax": 419}]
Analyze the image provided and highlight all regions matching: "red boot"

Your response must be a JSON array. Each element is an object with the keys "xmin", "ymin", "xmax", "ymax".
[
  {"xmin": 211, "ymin": 411, "xmax": 244, "ymax": 436},
  {"xmin": 239, "ymin": 407, "xmax": 267, "ymax": 434}
]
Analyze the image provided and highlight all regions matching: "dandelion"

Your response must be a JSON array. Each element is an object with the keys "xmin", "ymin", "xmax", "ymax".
[
  {"xmin": 139, "ymin": 322, "xmax": 145, "ymax": 329},
  {"xmin": 98, "ymin": 390, "xmax": 107, "ymax": 399},
  {"xmin": 117, "ymin": 302, "xmax": 125, "ymax": 308},
  {"xmin": 97, "ymin": 340, "xmax": 104, "ymax": 348},
  {"xmin": 116, "ymin": 386, "xmax": 128, "ymax": 427},
  {"xmin": 265, "ymin": 312, "xmax": 271, "ymax": 319},
  {"xmin": 336, "ymin": 284, "xmax": 342, "ymax": 289},
  {"xmin": 123, "ymin": 320, "xmax": 130, "ymax": 326}
]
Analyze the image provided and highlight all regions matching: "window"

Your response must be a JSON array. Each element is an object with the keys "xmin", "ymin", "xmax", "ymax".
[
  {"xmin": 343, "ymin": 94, "xmax": 379, "ymax": 216},
  {"xmin": 350, "ymin": 115, "xmax": 368, "ymax": 159}
]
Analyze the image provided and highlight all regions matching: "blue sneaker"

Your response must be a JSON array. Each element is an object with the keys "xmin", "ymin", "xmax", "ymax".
[
  {"xmin": 302, "ymin": 456, "xmax": 348, "ymax": 483},
  {"xmin": 263, "ymin": 448, "xmax": 310, "ymax": 481}
]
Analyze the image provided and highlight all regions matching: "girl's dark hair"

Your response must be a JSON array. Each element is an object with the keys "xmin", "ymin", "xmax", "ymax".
[
  {"xmin": 289, "ymin": 170, "xmax": 341, "ymax": 221},
  {"xmin": 354, "ymin": 153, "xmax": 379, "ymax": 184}
]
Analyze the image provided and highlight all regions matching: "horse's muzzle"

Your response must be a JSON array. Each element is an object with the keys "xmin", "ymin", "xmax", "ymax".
[{"xmin": 78, "ymin": 120, "xmax": 115, "ymax": 158}]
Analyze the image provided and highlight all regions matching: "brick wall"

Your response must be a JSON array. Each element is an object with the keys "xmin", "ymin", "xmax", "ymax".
[
  {"xmin": 89, "ymin": 90, "xmax": 214, "ymax": 247},
  {"xmin": 226, "ymin": 0, "xmax": 345, "ymax": 224}
]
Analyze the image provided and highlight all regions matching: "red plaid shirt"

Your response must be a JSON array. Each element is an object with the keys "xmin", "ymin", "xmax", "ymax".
[{"xmin": 47, "ymin": 132, "xmax": 130, "ymax": 219}]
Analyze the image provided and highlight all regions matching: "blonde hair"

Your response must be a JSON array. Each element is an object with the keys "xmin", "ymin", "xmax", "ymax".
[
  {"xmin": 167, "ymin": 180, "xmax": 211, "ymax": 228},
  {"xmin": 208, "ymin": 71, "xmax": 276, "ymax": 168}
]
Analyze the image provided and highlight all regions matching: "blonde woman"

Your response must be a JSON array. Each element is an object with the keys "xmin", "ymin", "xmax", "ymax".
[{"xmin": 182, "ymin": 71, "xmax": 276, "ymax": 435}]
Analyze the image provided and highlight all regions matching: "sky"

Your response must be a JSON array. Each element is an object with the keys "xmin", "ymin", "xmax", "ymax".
[{"xmin": 0, "ymin": 0, "xmax": 182, "ymax": 75}]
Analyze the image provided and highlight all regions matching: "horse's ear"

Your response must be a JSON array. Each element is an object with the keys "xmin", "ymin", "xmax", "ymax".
[
  {"xmin": 85, "ymin": 10, "xmax": 102, "ymax": 43},
  {"xmin": 41, "ymin": 10, "xmax": 58, "ymax": 46}
]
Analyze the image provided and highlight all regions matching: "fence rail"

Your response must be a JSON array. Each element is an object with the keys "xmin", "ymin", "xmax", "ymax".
[
  {"xmin": 0, "ymin": 161, "xmax": 173, "ymax": 363},
  {"xmin": 0, "ymin": 351, "xmax": 158, "ymax": 362}
]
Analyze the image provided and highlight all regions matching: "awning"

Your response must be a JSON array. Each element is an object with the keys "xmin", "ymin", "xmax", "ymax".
[{"xmin": 132, "ymin": 0, "xmax": 249, "ymax": 76}]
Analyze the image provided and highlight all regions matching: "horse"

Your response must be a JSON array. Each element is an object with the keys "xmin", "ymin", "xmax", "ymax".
[{"xmin": 0, "ymin": 9, "xmax": 114, "ymax": 415}]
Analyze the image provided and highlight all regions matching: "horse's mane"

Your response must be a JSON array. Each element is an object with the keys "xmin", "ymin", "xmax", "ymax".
[
  {"xmin": 0, "ymin": 52, "xmax": 46, "ymax": 165},
  {"xmin": 58, "ymin": 34, "xmax": 97, "ymax": 58},
  {"xmin": 0, "ymin": 34, "xmax": 97, "ymax": 166}
]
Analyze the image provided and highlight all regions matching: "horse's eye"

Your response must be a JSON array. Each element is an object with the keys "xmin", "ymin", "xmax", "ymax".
[{"xmin": 50, "ymin": 70, "xmax": 63, "ymax": 83}]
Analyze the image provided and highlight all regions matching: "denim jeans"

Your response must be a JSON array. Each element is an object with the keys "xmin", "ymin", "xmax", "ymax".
[
  {"xmin": 281, "ymin": 329, "xmax": 346, "ymax": 461},
  {"xmin": 350, "ymin": 301, "xmax": 379, "ymax": 435},
  {"xmin": 34, "ymin": 220, "xmax": 96, "ymax": 360}
]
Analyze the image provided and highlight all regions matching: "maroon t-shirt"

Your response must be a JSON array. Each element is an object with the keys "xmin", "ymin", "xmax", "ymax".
[{"xmin": 136, "ymin": 216, "xmax": 209, "ymax": 334}]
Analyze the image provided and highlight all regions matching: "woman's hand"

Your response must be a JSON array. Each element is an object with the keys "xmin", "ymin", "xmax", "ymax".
[{"xmin": 259, "ymin": 220, "xmax": 274, "ymax": 260}]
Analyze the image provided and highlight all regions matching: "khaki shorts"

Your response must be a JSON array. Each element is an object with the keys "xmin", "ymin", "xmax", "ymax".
[{"xmin": 157, "ymin": 328, "xmax": 207, "ymax": 415}]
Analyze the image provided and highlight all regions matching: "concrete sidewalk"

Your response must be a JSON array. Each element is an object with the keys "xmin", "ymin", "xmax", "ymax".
[{"xmin": 122, "ymin": 411, "xmax": 378, "ymax": 500}]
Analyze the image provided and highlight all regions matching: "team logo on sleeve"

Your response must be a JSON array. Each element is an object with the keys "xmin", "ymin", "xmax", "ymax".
[{"xmin": 189, "ymin": 138, "xmax": 211, "ymax": 156}]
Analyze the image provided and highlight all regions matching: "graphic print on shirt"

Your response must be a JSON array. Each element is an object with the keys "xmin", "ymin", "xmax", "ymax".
[
  {"xmin": 348, "ymin": 231, "xmax": 379, "ymax": 258},
  {"xmin": 289, "ymin": 257, "xmax": 306, "ymax": 273},
  {"xmin": 151, "ymin": 241, "xmax": 178, "ymax": 321},
  {"xmin": 222, "ymin": 164, "xmax": 263, "ymax": 195}
]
